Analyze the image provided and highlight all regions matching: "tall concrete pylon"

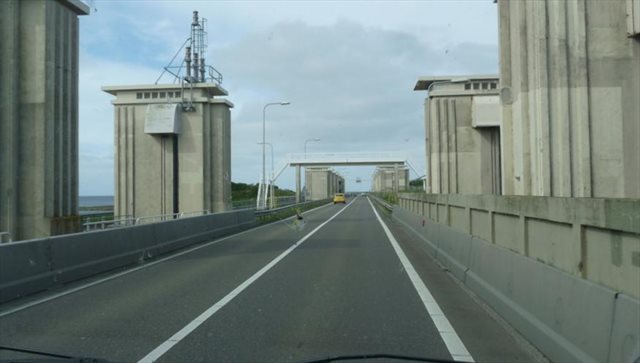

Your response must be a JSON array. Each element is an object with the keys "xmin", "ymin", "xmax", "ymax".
[
  {"xmin": 102, "ymin": 84, "xmax": 233, "ymax": 218},
  {"xmin": 0, "ymin": 0, "xmax": 89, "ymax": 241},
  {"xmin": 102, "ymin": 11, "xmax": 233, "ymax": 219}
]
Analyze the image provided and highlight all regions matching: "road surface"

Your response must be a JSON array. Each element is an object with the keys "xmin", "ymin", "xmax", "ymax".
[{"xmin": 0, "ymin": 196, "xmax": 544, "ymax": 362}]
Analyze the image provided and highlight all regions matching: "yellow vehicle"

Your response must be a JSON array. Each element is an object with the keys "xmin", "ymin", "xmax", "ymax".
[{"xmin": 333, "ymin": 193, "xmax": 346, "ymax": 204}]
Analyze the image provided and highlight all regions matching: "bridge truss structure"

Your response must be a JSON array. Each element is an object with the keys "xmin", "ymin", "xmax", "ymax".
[{"xmin": 256, "ymin": 152, "xmax": 424, "ymax": 209}]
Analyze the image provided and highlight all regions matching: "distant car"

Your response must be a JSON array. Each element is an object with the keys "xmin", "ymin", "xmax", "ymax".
[{"xmin": 333, "ymin": 193, "xmax": 346, "ymax": 204}]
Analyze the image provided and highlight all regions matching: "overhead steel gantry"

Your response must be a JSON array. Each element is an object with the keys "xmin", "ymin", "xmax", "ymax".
[{"xmin": 258, "ymin": 152, "xmax": 424, "ymax": 207}]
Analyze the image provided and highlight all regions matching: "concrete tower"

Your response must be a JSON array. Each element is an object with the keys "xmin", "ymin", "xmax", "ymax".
[
  {"xmin": 305, "ymin": 168, "xmax": 344, "ymax": 200},
  {"xmin": 372, "ymin": 166, "xmax": 409, "ymax": 192},
  {"xmin": 102, "ymin": 85, "xmax": 233, "ymax": 218},
  {"xmin": 102, "ymin": 11, "xmax": 232, "ymax": 219},
  {"xmin": 0, "ymin": 0, "xmax": 89, "ymax": 241},
  {"xmin": 498, "ymin": 0, "xmax": 640, "ymax": 198}
]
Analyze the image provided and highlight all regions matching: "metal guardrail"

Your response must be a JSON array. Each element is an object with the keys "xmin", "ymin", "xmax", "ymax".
[
  {"xmin": 83, "ymin": 218, "xmax": 132, "ymax": 231},
  {"xmin": 82, "ymin": 197, "xmax": 322, "ymax": 232},
  {"xmin": 82, "ymin": 210, "xmax": 210, "ymax": 231},
  {"xmin": 254, "ymin": 199, "xmax": 326, "ymax": 216},
  {"xmin": 135, "ymin": 210, "xmax": 209, "ymax": 225},
  {"xmin": 232, "ymin": 199, "xmax": 256, "ymax": 210},
  {"xmin": 233, "ymin": 196, "xmax": 300, "ymax": 211},
  {"xmin": 368, "ymin": 193, "xmax": 394, "ymax": 212},
  {"xmin": 288, "ymin": 151, "xmax": 406, "ymax": 160},
  {"xmin": 253, "ymin": 199, "xmax": 331, "ymax": 224}
]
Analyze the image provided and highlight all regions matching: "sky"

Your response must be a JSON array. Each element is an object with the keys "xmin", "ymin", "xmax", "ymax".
[{"xmin": 78, "ymin": 0, "xmax": 499, "ymax": 195}]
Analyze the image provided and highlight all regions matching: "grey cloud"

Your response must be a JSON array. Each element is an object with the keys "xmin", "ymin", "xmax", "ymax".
[
  {"xmin": 79, "ymin": 144, "xmax": 113, "ymax": 195},
  {"xmin": 212, "ymin": 20, "xmax": 498, "ymax": 188}
]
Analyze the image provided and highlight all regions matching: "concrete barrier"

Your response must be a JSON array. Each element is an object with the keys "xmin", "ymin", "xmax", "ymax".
[
  {"xmin": 0, "ymin": 239, "xmax": 53, "ymax": 303},
  {"xmin": 0, "ymin": 209, "xmax": 258, "ymax": 304},
  {"xmin": 391, "ymin": 201, "xmax": 640, "ymax": 363},
  {"xmin": 51, "ymin": 223, "xmax": 156, "ymax": 286}
]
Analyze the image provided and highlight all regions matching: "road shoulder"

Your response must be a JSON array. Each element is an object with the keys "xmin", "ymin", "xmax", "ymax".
[{"xmin": 375, "ymin": 203, "xmax": 548, "ymax": 363}]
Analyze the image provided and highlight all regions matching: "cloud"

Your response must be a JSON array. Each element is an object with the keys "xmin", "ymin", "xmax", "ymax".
[
  {"xmin": 213, "ymin": 20, "xmax": 498, "ymax": 189},
  {"xmin": 77, "ymin": 52, "xmax": 160, "ymax": 194},
  {"xmin": 77, "ymin": 4, "xmax": 499, "ymax": 193}
]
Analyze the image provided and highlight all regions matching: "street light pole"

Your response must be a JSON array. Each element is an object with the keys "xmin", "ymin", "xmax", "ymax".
[
  {"xmin": 304, "ymin": 137, "xmax": 321, "ymax": 158},
  {"xmin": 260, "ymin": 102, "xmax": 289, "ymax": 209}
]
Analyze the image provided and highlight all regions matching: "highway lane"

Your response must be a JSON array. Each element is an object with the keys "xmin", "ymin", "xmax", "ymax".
[
  {"xmin": 0, "ymin": 202, "xmax": 344, "ymax": 361},
  {"xmin": 0, "ymin": 196, "xmax": 542, "ymax": 362},
  {"xmin": 155, "ymin": 196, "xmax": 453, "ymax": 362}
]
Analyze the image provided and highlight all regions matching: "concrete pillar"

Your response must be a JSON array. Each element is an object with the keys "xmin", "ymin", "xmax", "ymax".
[
  {"xmin": 210, "ymin": 103, "xmax": 232, "ymax": 213},
  {"xmin": 394, "ymin": 164, "xmax": 399, "ymax": 192},
  {"xmin": 0, "ymin": 0, "xmax": 89, "ymax": 241},
  {"xmin": 305, "ymin": 167, "xmax": 333, "ymax": 201},
  {"xmin": 295, "ymin": 165, "xmax": 301, "ymax": 203}
]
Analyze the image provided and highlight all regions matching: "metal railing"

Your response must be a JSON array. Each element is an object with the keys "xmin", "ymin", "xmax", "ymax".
[
  {"xmin": 82, "ymin": 210, "xmax": 210, "ymax": 231},
  {"xmin": 134, "ymin": 210, "xmax": 209, "ymax": 225},
  {"xmin": 233, "ymin": 195, "xmax": 301, "ymax": 211},
  {"xmin": 368, "ymin": 193, "xmax": 394, "ymax": 212},
  {"xmin": 82, "ymin": 196, "xmax": 317, "ymax": 232},
  {"xmin": 288, "ymin": 151, "xmax": 407, "ymax": 163},
  {"xmin": 254, "ymin": 199, "xmax": 331, "ymax": 223},
  {"xmin": 83, "ymin": 217, "xmax": 133, "ymax": 231},
  {"xmin": 162, "ymin": 64, "xmax": 223, "ymax": 85}
]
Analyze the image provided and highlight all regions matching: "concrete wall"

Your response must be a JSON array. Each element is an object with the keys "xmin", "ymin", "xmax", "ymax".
[
  {"xmin": 305, "ymin": 168, "xmax": 328, "ymax": 200},
  {"xmin": 392, "ymin": 193, "xmax": 640, "ymax": 363},
  {"xmin": 0, "ymin": 209, "xmax": 257, "ymax": 304},
  {"xmin": 103, "ymin": 85, "xmax": 233, "ymax": 218},
  {"xmin": 420, "ymin": 79, "xmax": 502, "ymax": 195},
  {"xmin": 498, "ymin": 0, "xmax": 640, "ymax": 198},
  {"xmin": 0, "ymin": 0, "xmax": 88, "ymax": 241}
]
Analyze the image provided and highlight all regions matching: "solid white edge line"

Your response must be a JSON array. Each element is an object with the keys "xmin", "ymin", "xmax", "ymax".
[
  {"xmin": 0, "ymin": 202, "xmax": 335, "ymax": 318},
  {"xmin": 137, "ymin": 196, "xmax": 359, "ymax": 363},
  {"xmin": 366, "ymin": 197, "xmax": 474, "ymax": 362}
]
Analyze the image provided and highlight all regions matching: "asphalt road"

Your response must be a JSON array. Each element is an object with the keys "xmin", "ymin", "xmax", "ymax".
[{"xmin": 0, "ymin": 196, "xmax": 544, "ymax": 363}]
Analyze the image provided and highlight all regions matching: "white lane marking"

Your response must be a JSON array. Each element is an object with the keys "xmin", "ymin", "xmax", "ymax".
[
  {"xmin": 137, "ymin": 196, "xmax": 358, "ymax": 363},
  {"xmin": 0, "ymin": 203, "xmax": 334, "ymax": 318},
  {"xmin": 367, "ymin": 197, "xmax": 474, "ymax": 362}
]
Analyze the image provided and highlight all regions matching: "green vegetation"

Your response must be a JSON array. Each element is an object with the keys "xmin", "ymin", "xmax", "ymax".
[
  {"xmin": 80, "ymin": 205, "xmax": 114, "ymax": 212},
  {"xmin": 375, "ymin": 192, "xmax": 398, "ymax": 205},
  {"xmin": 79, "ymin": 205, "xmax": 114, "ymax": 225},
  {"xmin": 232, "ymin": 182, "xmax": 295, "ymax": 201},
  {"xmin": 409, "ymin": 178, "xmax": 423, "ymax": 187},
  {"xmin": 81, "ymin": 212, "xmax": 115, "ymax": 225}
]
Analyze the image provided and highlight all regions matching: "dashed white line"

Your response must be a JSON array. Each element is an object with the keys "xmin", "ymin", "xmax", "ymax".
[
  {"xmin": 367, "ymin": 197, "xmax": 474, "ymax": 362},
  {"xmin": 137, "ymin": 196, "xmax": 358, "ymax": 363}
]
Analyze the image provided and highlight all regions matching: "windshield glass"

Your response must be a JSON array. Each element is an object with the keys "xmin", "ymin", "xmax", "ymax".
[{"xmin": 1, "ymin": 1, "xmax": 638, "ymax": 363}]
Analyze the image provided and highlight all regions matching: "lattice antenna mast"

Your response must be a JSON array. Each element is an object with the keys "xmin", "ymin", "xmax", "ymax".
[
  {"xmin": 187, "ymin": 11, "xmax": 207, "ymax": 83},
  {"xmin": 155, "ymin": 10, "xmax": 222, "ymax": 85}
]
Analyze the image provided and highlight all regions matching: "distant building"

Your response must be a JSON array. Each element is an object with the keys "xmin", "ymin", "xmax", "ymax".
[
  {"xmin": 372, "ymin": 166, "xmax": 409, "ymax": 192},
  {"xmin": 498, "ymin": 0, "xmax": 640, "ymax": 198},
  {"xmin": 414, "ymin": 76, "xmax": 502, "ymax": 195},
  {"xmin": 0, "ymin": 0, "xmax": 89, "ymax": 241},
  {"xmin": 305, "ymin": 168, "xmax": 344, "ymax": 200}
]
